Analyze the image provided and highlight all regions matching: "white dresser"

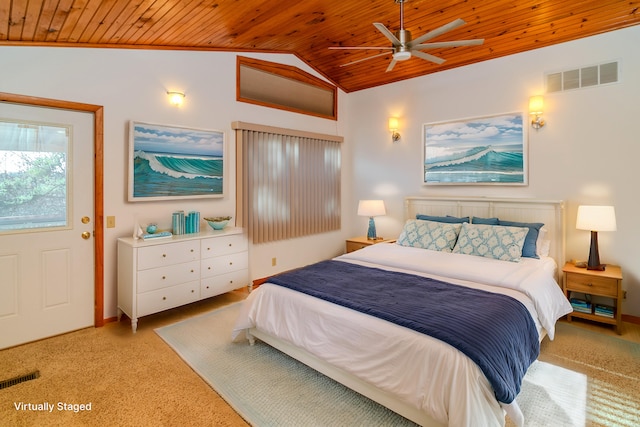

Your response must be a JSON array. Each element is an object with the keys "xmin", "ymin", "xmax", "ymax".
[{"xmin": 117, "ymin": 227, "xmax": 248, "ymax": 332}]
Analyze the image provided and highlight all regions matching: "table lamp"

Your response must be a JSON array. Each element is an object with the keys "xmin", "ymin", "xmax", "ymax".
[
  {"xmin": 357, "ymin": 200, "xmax": 386, "ymax": 240},
  {"xmin": 576, "ymin": 205, "xmax": 617, "ymax": 270}
]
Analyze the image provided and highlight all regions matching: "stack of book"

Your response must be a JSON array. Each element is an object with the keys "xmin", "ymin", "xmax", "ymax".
[
  {"xmin": 595, "ymin": 304, "xmax": 614, "ymax": 318},
  {"xmin": 570, "ymin": 298, "xmax": 592, "ymax": 314}
]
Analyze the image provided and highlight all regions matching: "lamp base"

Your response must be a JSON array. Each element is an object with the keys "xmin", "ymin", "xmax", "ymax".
[
  {"xmin": 586, "ymin": 230, "xmax": 606, "ymax": 271},
  {"xmin": 366, "ymin": 217, "xmax": 378, "ymax": 240}
]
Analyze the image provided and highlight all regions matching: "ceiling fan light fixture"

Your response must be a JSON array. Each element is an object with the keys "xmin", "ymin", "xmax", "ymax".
[{"xmin": 393, "ymin": 51, "xmax": 412, "ymax": 61}]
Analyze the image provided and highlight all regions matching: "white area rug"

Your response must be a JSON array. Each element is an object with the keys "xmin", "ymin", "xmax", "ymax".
[{"xmin": 156, "ymin": 302, "xmax": 588, "ymax": 427}]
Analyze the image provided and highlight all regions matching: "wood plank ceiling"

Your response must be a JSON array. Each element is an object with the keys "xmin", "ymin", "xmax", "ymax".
[{"xmin": 1, "ymin": 0, "xmax": 639, "ymax": 93}]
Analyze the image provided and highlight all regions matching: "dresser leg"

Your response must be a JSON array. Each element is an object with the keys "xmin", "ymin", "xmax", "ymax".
[{"xmin": 132, "ymin": 318, "xmax": 138, "ymax": 333}]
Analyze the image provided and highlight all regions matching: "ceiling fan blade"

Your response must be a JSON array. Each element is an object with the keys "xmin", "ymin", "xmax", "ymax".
[
  {"xmin": 339, "ymin": 51, "xmax": 391, "ymax": 67},
  {"xmin": 329, "ymin": 46, "xmax": 394, "ymax": 50},
  {"xmin": 411, "ymin": 50, "xmax": 446, "ymax": 65},
  {"xmin": 412, "ymin": 39, "xmax": 484, "ymax": 50},
  {"xmin": 409, "ymin": 18, "xmax": 466, "ymax": 47},
  {"xmin": 386, "ymin": 59, "xmax": 398, "ymax": 72},
  {"xmin": 373, "ymin": 23, "xmax": 401, "ymax": 46}
]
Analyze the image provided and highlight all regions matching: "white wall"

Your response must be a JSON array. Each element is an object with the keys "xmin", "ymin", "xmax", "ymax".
[
  {"xmin": 348, "ymin": 25, "xmax": 640, "ymax": 317},
  {"xmin": 0, "ymin": 47, "xmax": 351, "ymax": 319}
]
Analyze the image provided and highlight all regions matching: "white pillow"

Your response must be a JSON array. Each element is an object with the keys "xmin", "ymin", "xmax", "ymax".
[
  {"xmin": 396, "ymin": 219, "xmax": 462, "ymax": 252},
  {"xmin": 536, "ymin": 227, "xmax": 551, "ymax": 257},
  {"xmin": 452, "ymin": 222, "xmax": 528, "ymax": 262}
]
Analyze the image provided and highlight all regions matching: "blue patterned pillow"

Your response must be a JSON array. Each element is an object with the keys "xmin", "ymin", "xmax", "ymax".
[
  {"xmin": 397, "ymin": 219, "xmax": 462, "ymax": 252},
  {"xmin": 498, "ymin": 220, "xmax": 544, "ymax": 259},
  {"xmin": 452, "ymin": 223, "xmax": 528, "ymax": 262}
]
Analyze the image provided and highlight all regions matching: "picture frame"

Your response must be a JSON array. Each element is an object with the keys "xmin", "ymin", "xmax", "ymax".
[
  {"xmin": 422, "ymin": 112, "xmax": 527, "ymax": 185},
  {"xmin": 128, "ymin": 121, "xmax": 225, "ymax": 201}
]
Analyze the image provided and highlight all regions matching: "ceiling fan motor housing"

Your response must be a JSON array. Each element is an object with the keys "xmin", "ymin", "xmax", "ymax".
[{"xmin": 394, "ymin": 29, "xmax": 412, "ymax": 60}]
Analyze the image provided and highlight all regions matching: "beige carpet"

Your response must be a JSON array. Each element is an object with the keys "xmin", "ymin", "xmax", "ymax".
[{"xmin": 1, "ymin": 289, "xmax": 639, "ymax": 427}]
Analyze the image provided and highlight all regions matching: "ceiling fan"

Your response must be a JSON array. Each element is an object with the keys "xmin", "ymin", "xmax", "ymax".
[{"xmin": 330, "ymin": 0, "xmax": 484, "ymax": 72}]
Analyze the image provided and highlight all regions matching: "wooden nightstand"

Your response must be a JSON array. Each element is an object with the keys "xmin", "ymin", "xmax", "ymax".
[
  {"xmin": 562, "ymin": 262, "xmax": 623, "ymax": 334},
  {"xmin": 345, "ymin": 236, "xmax": 395, "ymax": 253}
]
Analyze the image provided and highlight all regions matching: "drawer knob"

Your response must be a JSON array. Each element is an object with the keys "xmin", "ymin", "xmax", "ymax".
[
  {"xmin": 162, "ymin": 254, "xmax": 166, "ymax": 258},
  {"xmin": 162, "ymin": 296, "xmax": 166, "ymax": 300},
  {"xmin": 228, "ymin": 243, "xmax": 232, "ymax": 247},
  {"xmin": 206, "ymin": 286, "xmax": 210, "ymax": 289},
  {"xmin": 191, "ymin": 269, "xmax": 194, "ymax": 273},
  {"xmin": 588, "ymin": 283, "xmax": 593, "ymax": 286},
  {"xmin": 191, "ymin": 289, "xmax": 195, "ymax": 293},
  {"xmin": 207, "ymin": 247, "xmax": 211, "ymax": 251},
  {"xmin": 191, "ymin": 249, "xmax": 194, "ymax": 252},
  {"xmin": 208, "ymin": 267, "xmax": 211, "ymax": 270},
  {"xmin": 229, "ymin": 262, "xmax": 233, "ymax": 265},
  {"xmin": 162, "ymin": 276, "xmax": 166, "ymax": 280}
]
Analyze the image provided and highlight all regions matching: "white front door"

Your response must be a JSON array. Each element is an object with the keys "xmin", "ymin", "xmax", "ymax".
[{"xmin": 0, "ymin": 102, "xmax": 95, "ymax": 349}]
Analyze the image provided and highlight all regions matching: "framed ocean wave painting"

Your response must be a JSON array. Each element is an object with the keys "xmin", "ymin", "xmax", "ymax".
[
  {"xmin": 128, "ymin": 121, "xmax": 225, "ymax": 201},
  {"xmin": 423, "ymin": 112, "xmax": 527, "ymax": 185}
]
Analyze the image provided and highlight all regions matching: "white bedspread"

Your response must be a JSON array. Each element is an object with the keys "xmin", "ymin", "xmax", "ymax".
[{"xmin": 232, "ymin": 243, "xmax": 572, "ymax": 427}]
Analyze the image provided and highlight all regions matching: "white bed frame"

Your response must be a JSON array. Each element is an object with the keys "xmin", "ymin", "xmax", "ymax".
[{"xmin": 249, "ymin": 196, "xmax": 565, "ymax": 426}]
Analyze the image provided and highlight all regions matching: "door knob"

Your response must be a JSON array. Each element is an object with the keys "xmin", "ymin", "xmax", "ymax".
[
  {"xmin": 81, "ymin": 216, "xmax": 91, "ymax": 224},
  {"xmin": 81, "ymin": 231, "xmax": 91, "ymax": 240}
]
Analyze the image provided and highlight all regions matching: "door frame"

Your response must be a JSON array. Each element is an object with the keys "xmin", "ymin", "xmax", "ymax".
[{"xmin": 0, "ymin": 92, "xmax": 105, "ymax": 327}]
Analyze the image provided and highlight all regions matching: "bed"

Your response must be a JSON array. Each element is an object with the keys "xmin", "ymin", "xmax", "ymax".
[{"xmin": 232, "ymin": 196, "xmax": 573, "ymax": 427}]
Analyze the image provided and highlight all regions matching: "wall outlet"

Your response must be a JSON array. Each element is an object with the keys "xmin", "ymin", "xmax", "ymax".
[
  {"xmin": 106, "ymin": 216, "xmax": 116, "ymax": 228},
  {"xmin": 272, "ymin": 257, "xmax": 277, "ymax": 267}
]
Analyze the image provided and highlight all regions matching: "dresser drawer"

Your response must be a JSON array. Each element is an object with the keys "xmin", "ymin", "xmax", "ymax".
[
  {"xmin": 137, "ymin": 261, "xmax": 200, "ymax": 293},
  {"xmin": 565, "ymin": 272, "xmax": 618, "ymax": 297},
  {"xmin": 137, "ymin": 281, "xmax": 200, "ymax": 317},
  {"xmin": 201, "ymin": 269, "xmax": 249, "ymax": 298},
  {"xmin": 201, "ymin": 252, "xmax": 248, "ymax": 278},
  {"xmin": 137, "ymin": 240, "xmax": 200, "ymax": 270},
  {"xmin": 201, "ymin": 234, "xmax": 247, "ymax": 258}
]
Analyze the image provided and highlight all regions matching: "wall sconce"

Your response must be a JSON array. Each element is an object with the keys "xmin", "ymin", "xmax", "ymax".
[
  {"xmin": 529, "ymin": 95, "xmax": 545, "ymax": 129},
  {"xmin": 388, "ymin": 117, "xmax": 400, "ymax": 142},
  {"xmin": 167, "ymin": 91, "xmax": 185, "ymax": 107}
]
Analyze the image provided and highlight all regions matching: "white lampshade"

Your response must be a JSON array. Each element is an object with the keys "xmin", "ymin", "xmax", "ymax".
[
  {"xmin": 357, "ymin": 200, "xmax": 386, "ymax": 217},
  {"xmin": 576, "ymin": 205, "xmax": 617, "ymax": 231}
]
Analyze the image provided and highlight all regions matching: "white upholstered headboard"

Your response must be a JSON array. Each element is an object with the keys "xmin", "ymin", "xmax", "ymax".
[{"xmin": 404, "ymin": 196, "xmax": 566, "ymax": 270}]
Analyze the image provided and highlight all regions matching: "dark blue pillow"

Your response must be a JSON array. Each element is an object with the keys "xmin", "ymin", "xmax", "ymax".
[
  {"xmin": 471, "ymin": 217, "xmax": 499, "ymax": 225},
  {"xmin": 416, "ymin": 214, "xmax": 469, "ymax": 223},
  {"xmin": 498, "ymin": 220, "xmax": 544, "ymax": 259}
]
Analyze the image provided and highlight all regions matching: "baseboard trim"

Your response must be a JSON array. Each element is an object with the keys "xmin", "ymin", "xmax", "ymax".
[{"xmin": 622, "ymin": 314, "xmax": 640, "ymax": 325}]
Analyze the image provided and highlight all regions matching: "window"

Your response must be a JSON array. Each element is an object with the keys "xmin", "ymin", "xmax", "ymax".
[
  {"xmin": 0, "ymin": 119, "xmax": 70, "ymax": 233},
  {"xmin": 233, "ymin": 122, "xmax": 342, "ymax": 243},
  {"xmin": 237, "ymin": 56, "xmax": 337, "ymax": 120}
]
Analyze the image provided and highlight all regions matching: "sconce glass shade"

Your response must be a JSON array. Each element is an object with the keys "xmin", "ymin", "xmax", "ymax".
[
  {"xmin": 358, "ymin": 200, "xmax": 386, "ymax": 240},
  {"xmin": 528, "ymin": 95, "xmax": 544, "ymax": 115},
  {"xmin": 576, "ymin": 205, "xmax": 617, "ymax": 270},
  {"xmin": 167, "ymin": 91, "xmax": 185, "ymax": 107}
]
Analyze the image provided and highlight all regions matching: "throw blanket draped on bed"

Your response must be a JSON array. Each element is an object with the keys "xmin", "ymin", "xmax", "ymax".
[{"xmin": 268, "ymin": 260, "xmax": 539, "ymax": 404}]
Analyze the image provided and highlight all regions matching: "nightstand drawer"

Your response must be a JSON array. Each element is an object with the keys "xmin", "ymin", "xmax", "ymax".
[
  {"xmin": 565, "ymin": 272, "xmax": 617, "ymax": 297},
  {"xmin": 346, "ymin": 242, "xmax": 369, "ymax": 253}
]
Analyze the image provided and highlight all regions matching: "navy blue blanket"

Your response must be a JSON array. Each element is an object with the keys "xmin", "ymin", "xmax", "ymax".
[{"xmin": 268, "ymin": 260, "xmax": 539, "ymax": 404}]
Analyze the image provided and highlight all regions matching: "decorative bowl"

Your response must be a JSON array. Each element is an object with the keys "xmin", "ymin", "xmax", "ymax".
[{"xmin": 204, "ymin": 216, "xmax": 231, "ymax": 230}]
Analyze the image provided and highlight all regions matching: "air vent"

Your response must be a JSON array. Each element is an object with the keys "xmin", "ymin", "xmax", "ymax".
[
  {"xmin": 545, "ymin": 61, "xmax": 619, "ymax": 93},
  {"xmin": 0, "ymin": 370, "xmax": 40, "ymax": 390}
]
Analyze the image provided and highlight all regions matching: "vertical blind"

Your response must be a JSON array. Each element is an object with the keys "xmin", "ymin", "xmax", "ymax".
[{"xmin": 233, "ymin": 122, "xmax": 342, "ymax": 244}]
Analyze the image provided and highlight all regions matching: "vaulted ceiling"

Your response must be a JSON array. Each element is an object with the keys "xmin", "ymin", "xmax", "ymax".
[{"xmin": 2, "ymin": 0, "xmax": 639, "ymax": 93}]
